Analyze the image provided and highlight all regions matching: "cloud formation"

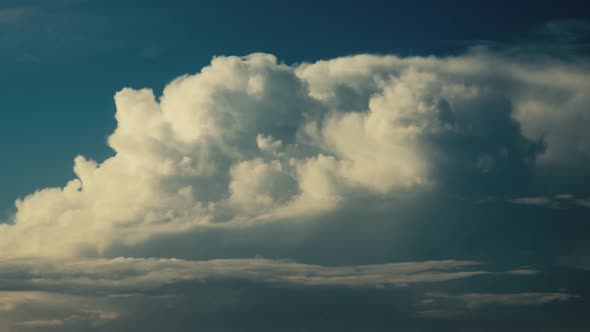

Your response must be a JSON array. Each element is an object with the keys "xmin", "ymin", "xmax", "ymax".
[
  {"xmin": 0, "ymin": 290, "xmax": 121, "ymax": 332},
  {"xmin": 0, "ymin": 257, "xmax": 497, "ymax": 291},
  {"xmin": 0, "ymin": 257, "xmax": 542, "ymax": 331},
  {"xmin": 418, "ymin": 292, "xmax": 579, "ymax": 318},
  {"xmin": 1, "ymin": 51, "xmax": 589, "ymax": 257},
  {"xmin": 511, "ymin": 193, "xmax": 590, "ymax": 208}
]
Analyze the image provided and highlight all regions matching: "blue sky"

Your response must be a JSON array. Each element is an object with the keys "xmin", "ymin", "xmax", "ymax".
[{"xmin": 1, "ymin": 1, "xmax": 590, "ymax": 331}]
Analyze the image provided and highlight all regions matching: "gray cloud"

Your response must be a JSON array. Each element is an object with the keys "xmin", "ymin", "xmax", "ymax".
[
  {"xmin": 0, "ymin": 257, "xmax": 546, "ymax": 332},
  {"xmin": 15, "ymin": 319, "xmax": 64, "ymax": 327},
  {"xmin": 0, "ymin": 291, "xmax": 122, "ymax": 332},
  {"xmin": 0, "ymin": 257, "xmax": 500, "ymax": 292},
  {"xmin": 418, "ymin": 292, "xmax": 579, "ymax": 318},
  {"xmin": 510, "ymin": 194, "xmax": 590, "ymax": 209},
  {"xmin": 511, "ymin": 196, "xmax": 553, "ymax": 206}
]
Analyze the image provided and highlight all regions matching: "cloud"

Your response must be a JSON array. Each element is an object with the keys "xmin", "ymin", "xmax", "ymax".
[
  {"xmin": 0, "ymin": 291, "xmax": 122, "ymax": 332},
  {"xmin": 0, "ymin": 7, "xmax": 35, "ymax": 25},
  {"xmin": 418, "ymin": 292, "xmax": 579, "ymax": 317},
  {"xmin": 445, "ymin": 292, "xmax": 577, "ymax": 307},
  {"xmin": 510, "ymin": 194, "xmax": 590, "ymax": 209},
  {"xmin": 0, "ymin": 257, "xmax": 541, "ymax": 331},
  {"xmin": 0, "ymin": 51, "xmax": 588, "ymax": 257},
  {"xmin": 15, "ymin": 319, "xmax": 63, "ymax": 327},
  {"xmin": 511, "ymin": 196, "xmax": 553, "ymax": 206},
  {"xmin": 576, "ymin": 197, "xmax": 590, "ymax": 208},
  {"xmin": 555, "ymin": 193, "xmax": 574, "ymax": 200},
  {"xmin": 0, "ymin": 292, "xmax": 52, "ymax": 312},
  {"xmin": 0, "ymin": 257, "xmax": 501, "ymax": 292}
]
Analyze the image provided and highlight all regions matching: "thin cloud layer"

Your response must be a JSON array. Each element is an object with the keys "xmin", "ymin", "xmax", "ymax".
[
  {"xmin": 510, "ymin": 194, "xmax": 590, "ymax": 208},
  {"xmin": 0, "ymin": 257, "xmax": 544, "ymax": 331},
  {"xmin": 0, "ymin": 257, "xmax": 493, "ymax": 291},
  {"xmin": 418, "ymin": 292, "xmax": 579, "ymax": 317},
  {"xmin": 0, "ymin": 291, "xmax": 121, "ymax": 331},
  {"xmin": 1, "ymin": 51, "xmax": 589, "ymax": 257}
]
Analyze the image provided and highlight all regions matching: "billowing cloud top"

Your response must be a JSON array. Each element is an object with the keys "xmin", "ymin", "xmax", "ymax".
[{"xmin": 2, "ymin": 52, "xmax": 589, "ymax": 257}]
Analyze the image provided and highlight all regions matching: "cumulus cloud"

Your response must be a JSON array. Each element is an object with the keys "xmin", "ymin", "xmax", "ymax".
[{"xmin": 0, "ymin": 51, "xmax": 588, "ymax": 257}]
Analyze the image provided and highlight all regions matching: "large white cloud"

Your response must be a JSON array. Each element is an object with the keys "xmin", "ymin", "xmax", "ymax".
[{"xmin": 1, "ymin": 51, "xmax": 588, "ymax": 257}]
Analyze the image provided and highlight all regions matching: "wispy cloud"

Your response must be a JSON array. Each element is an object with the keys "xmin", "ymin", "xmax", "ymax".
[
  {"xmin": 0, "ymin": 258, "xmax": 543, "ymax": 330},
  {"xmin": 15, "ymin": 319, "xmax": 64, "ymax": 327},
  {"xmin": 0, "ymin": 291, "xmax": 122, "ymax": 331},
  {"xmin": 0, "ymin": 257, "xmax": 500, "ymax": 291},
  {"xmin": 576, "ymin": 197, "xmax": 590, "ymax": 208},
  {"xmin": 511, "ymin": 196, "xmax": 553, "ymax": 206},
  {"xmin": 0, "ymin": 6, "xmax": 36, "ymax": 25},
  {"xmin": 510, "ymin": 194, "xmax": 590, "ymax": 209},
  {"xmin": 418, "ymin": 292, "xmax": 579, "ymax": 318}
]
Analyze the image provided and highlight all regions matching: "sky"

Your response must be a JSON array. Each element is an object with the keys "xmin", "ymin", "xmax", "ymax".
[{"xmin": 1, "ymin": 0, "xmax": 590, "ymax": 331}]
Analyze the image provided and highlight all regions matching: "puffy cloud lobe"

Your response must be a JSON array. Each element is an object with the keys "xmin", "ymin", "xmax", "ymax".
[
  {"xmin": 256, "ymin": 134, "xmax": 283, "ymax": 155},
  {"xmin": 229, "ymin": 159, "xmax": 296, "ymax": 213},
  {"xmin": 1, "ymin": 51, "xmax": 588, "ymax": 257}
]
